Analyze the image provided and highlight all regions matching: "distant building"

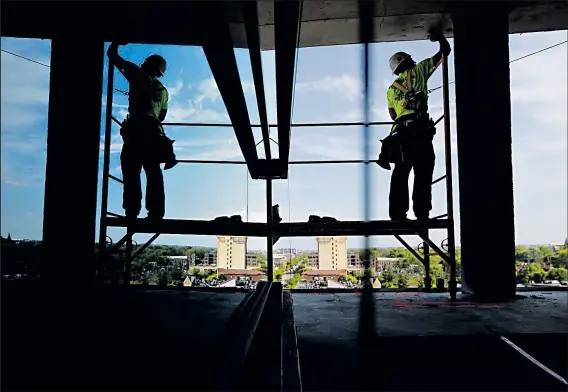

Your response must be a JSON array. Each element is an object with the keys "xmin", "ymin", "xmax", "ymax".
[
  {"xmin": 307, "ymin": 252, "xmax": 319, "ymax": 268},
  {"xmin": 218, "ymin": 269, "xmax": 264, "ymax": 281},
  {"xmin": 302, "ymin": 269, "xmax": 346, "ymax": 282},
  {"xmin": 316, "ymin": 236, "xmax": 348, "ymax": 270},
  {"xmin": 217, "ymin": 236, "xmax": 247, "ymax": 270},
  {"xmin": 203, "ymin": 253, "xmax": 217, "ymax": 265},
  {"xmin": 246, "ymin": 253, "xmax": 259, "ymax": 268},
  {"xmin": 372, "ymin": 257, "xmax": 397, "ymax": 273},
  {"xmin": 347, "ymin": 253, "xmax": 362, "ymax": 269}
]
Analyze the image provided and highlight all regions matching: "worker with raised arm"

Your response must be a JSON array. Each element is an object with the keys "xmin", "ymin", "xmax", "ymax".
[
  {"xmin": 107, "ymin": 42, "xmax": 177, "ymax": 224},
  {"xmin": 377, "ymin": 30, "xmax": 451, "ymax": 222}
]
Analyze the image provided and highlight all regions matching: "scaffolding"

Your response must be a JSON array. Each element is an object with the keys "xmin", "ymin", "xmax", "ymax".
[{"xmin": 96, "ymin": 1, "xmax": 458, "ymax": 300}]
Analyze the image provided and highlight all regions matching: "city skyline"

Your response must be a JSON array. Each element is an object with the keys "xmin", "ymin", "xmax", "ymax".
[{"xmin": 1, "ymin": 31, "xmax": 567, "ymax": 250}]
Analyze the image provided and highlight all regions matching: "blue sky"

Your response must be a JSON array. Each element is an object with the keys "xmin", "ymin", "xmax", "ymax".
[{"xmin": 1, "ymin": 31, "xmax": 566, "ymax": 250}]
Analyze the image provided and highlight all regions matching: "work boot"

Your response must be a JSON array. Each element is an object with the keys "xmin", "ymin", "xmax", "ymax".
[{"xmin": 390, "ymin": 215, "xmax": 409, "ymax": 222}]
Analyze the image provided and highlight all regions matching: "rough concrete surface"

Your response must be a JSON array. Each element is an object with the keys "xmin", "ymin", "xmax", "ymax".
[{"xmin": 292, "ymin": 292, "xmax": 567, "ymax": 391}]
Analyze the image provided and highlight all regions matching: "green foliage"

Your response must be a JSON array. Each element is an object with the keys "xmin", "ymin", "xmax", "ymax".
[
  {"xmin": 517, "ymin": 262, "xmax": 546, "ymax": 284},
  {"xmin": 547, "ymin": 267, "xmax": 568, "ymax": 282},
  {"xmin": 397, "ymin": 273, "xmax": 410, "ymax": 288},
  {"xmin": 285, "ymin": 273, "xmax": 302, "ymax": 289}
]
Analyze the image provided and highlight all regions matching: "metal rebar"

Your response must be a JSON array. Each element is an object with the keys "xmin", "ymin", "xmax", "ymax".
[
  {"xmin": 175, "ymin": 159, "xmax": 376, "ymax": 165},
  {"xmin": 108, "ymin": 174, "xmax": 124, "ymax": 184},
  {"xmin": 267, "ymin": 178, "xmax": 274, "ymax": 282},
  {"xmin": 97, "ymin": 63, "xmax": 115, "ymax": 279},
  {"xmin": 432, "ymin": 174, "xmax": 447, "ymax": 185},
  {"xmin": 111, "ymin": 115, "xmax": 121, "ymax": 126},
  {"xmin": 432, "ymin": 213, "xmax": 449, "ymax": 220},
  {"xmin": 434, "ymin": 114, "xmax": 444, "ymax": 126},
  {"xmin": 106, "ymin": 212, "xmax": 124, "ymax": 218},
  {"xmin": 154, "ymin": 121, "xmax": 394, "ymax": 128},
  {"xmin": 290, "ymin": 159, "xmax": 373, "ymax": 165},
  {"xmin": 176, "ymin": 159, "xmax": 248, "ymax": 164},
  {"xmin": 442, "ymin": 54, "xmax": 458, "ymax": 301}
]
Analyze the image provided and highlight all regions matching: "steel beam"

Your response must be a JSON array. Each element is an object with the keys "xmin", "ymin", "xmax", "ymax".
[
  {"xmin": 105, "ymin": 217, "xmax": 267, "ymax": 237},
  {"xmin": 243, "ymin": 1, "xmax": 272, "ymax": 161},
  {"xmin": 274, "ymin": 0, "xmax": 303, "ymax": 178},
  {"xmin": 277, "ymin": 219, "xmax": 450, "ymax": 237},
  {"xmin": 199, "ymin": 4, "xmax": 260, "ymax": 176}
]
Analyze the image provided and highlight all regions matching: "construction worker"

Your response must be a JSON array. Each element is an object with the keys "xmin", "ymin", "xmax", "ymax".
[
  {"xmin": 377, "ymin": 31, "xmax": 451, "ymax": 221},
  {"xmin": 107, "ymin": 42, "xmax": 177, "ymax": 223}
]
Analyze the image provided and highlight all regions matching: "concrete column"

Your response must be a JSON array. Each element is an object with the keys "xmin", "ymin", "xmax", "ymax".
[
  {"xmin": 452, "ymin": 5, "xmax": 517, "ymax": 301},
  {"xmin": 41, "ymin": 38, "xmax": 104, "ymax": 285}
]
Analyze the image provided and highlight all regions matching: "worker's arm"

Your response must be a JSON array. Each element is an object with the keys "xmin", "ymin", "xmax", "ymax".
[
  {"xmin": 388, "ymin": 108, "xmax": 397, "ymax": 121},
  {"xmin": 430, "ymin": 33, "xmax": 451, "ymax": 66},
  {"xmin": 106, "ymin": 42, "xmax": 141, "ymax": 82},
  {"xmin": 387, "ymin": 87, "xmax": 397, "ymax": 121},
  {"xmin": 158, "ymin": 88, "xmax": 169, "ymax": 122}
]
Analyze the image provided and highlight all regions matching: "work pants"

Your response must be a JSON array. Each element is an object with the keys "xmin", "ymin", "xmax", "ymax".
[
  {"xmin": 120, "ymin": 122, "xmax": 165, "ymax": 219},
  {"xmin": 389, "ymin": 133, "xmax": 435, "ymax": 220}
]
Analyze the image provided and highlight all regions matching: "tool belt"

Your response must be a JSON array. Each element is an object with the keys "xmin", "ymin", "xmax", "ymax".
[
  {"xmin": 379, "ymin": 113, "xmax": 436, "ymax": 165},
  {"xmin": 120, "ymin": 115, "xmax": 176, "ymax": 165}
]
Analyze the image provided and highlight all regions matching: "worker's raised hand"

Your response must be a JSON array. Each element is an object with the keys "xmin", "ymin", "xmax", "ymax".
[{"xmin": 427, "ymin": 32, "xmax": 443, "ymax": 42}]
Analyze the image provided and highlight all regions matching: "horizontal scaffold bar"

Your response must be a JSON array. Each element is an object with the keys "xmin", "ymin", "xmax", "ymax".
[
  {"xmin": 105, "ymin": 217, "xmax": 451, "ymax": 237},
  {"xmin": 276, "ymin": 219, "xmax": 451, "ymax": 237},
  {"xmin": 105, "ymin": 217, "xmax": 267, "ymax": 236}
]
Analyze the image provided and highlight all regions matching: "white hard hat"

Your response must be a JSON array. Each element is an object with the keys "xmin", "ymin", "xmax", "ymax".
[{"xmin": 389, "ymin": 52, "xmax": 410, "ymax": 74}]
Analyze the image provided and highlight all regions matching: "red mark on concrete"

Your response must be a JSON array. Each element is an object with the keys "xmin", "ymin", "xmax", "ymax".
[{"xmin": 391, "ymin": 300, "xmax": 504, "ymax": 310}]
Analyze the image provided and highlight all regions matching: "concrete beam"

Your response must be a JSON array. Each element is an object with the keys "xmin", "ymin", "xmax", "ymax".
[
  {"xmin": 2, "ymin": 1, "xmax": 566, "ymax": 49},
  {"xmin": 452, "ymin": 4, "xmax": 517, "ymax": 301},
  {"xmin": 275, "ymin": 0, "xmax": 303, "ymax": 177},
  {"xmin": 41, "ymin": 38, "xmax": 104, "ymax": 285},
  {"xmin": 199, "ymin": 5, "xmax": 260, "ymax": 175}
]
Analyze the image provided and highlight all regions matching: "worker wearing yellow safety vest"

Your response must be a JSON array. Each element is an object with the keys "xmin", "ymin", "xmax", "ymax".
[
  {"xmin": 107, "ymin": 42, "xmax": 177, "ymax": 223},
  {"xmin": 377, "ymin": 31, "xmax": 451, "ymax": 221}
]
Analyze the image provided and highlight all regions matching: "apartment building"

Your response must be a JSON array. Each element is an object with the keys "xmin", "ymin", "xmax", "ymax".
[
  {"xmin": 217, "ymin": 236, "xmax": 247, "ymax": 270},
  {"xmin": 316, "ymin": 236, "xmax": 348, "ymax": 270}
]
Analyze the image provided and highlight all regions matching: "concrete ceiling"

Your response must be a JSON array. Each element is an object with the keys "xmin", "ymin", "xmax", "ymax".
[{"xmin": 1, "ymin": 1, "xmax": 567, "ymax": 48}]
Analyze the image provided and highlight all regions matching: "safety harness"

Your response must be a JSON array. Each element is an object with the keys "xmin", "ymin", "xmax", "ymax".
[{"xmin": 391, "ymin": 58, "xmax": 443, "ymax": 113}]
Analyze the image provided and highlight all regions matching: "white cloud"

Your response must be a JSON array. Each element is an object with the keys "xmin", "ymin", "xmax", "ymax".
[
  {"xmin": 1, "ymin": 40, "xmax": 50, "ymax": 189},
  {"xmin": 296, "ymin": 74, "xmax": 363, "ymax": 102}
]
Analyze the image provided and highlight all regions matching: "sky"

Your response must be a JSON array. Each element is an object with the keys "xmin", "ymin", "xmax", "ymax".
[{"xmin": 1, "ymin": 30, "xmax": 567, "ymax": 251}]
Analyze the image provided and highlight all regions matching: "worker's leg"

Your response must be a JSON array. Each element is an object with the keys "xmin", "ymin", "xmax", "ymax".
[
  {"xmin": 389, "ymin": 159, "xmax": 412, "ymax": 220},
  {"xmin": 143, "ymin": 160, "xmax": 165, "ymax": 220},
  {"xmin": 120, "ymin": 143, "xmax": 143, "ymax": 218},
  {"xmin": 412, "ymin": 139, "xmax": 435, "ymax": 219}
]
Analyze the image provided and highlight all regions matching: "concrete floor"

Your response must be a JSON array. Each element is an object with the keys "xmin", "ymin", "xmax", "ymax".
[
  {"xmin": 292, "ymin": 291, "xmax": 568, "ymax": 391},
  {"xmin": 2, "ymin": 285, "xmax": 246, "ymax": 390},
  {"xmin": 3, "ymin": 285, "xmax": 566, "ymax": 391},
  {"xmin": 292, "ymin": 291, "xmax": 568, "ymax": 336}
]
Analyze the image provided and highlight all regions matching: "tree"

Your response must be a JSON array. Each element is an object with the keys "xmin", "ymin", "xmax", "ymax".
[
  {"xmin": 547, "ymin": 267, "xmax": 568, "ymax": 282},
  {"xmin": 397, "ymin": 273, "xmax": 410, "ymax": 288},
  {"xmin": 517, "ymin": 262, "xmax": 546, "ymax": 284},
  {"xmin": 191, "ymin": 267, "xmax": 201, "ymax": 276},
  {"xmin": 379, "ymin": 265, "xmax": 396, "ymax": 288}
]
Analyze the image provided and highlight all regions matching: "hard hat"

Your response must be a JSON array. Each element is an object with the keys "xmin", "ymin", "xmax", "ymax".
[
  {"xmin": 143, "ymin": 54, "xmax": 167, "ymax": 77},
  {"xmin": 389, "ymin": 52, "xmax": 410, "ymax": 74}
]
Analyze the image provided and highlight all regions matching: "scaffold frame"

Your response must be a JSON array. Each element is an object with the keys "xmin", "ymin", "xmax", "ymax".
[{"xmin": 96, "ymin": 0, "xmax": 458, "ymax": 300}]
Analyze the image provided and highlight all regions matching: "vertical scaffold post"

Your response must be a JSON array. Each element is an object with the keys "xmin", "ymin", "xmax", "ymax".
[
  {"xmin": 97, "ymin": 62, "xmax": 115, "ymax": 280},
  {"xmin": 124, "ymin": 231, "xmax": 133, "ymax": 285},
  {"xmin": 424, "ymin": 239, "xmax": 431, "ymax": 291},
  {"xmin": 267, "ymin": 177, "xmax": 274, "ymax": 282},
  {"xmin": 442, "ymin": 54, "xmax": 457, "ymax": 300}
]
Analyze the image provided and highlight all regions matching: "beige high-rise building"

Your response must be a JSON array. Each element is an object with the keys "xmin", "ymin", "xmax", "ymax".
[
  {"xmin": 217, "ymin": 236, "xmax": 247, "ymax": 270},
  {"xmin": 316, "ymin": 236, "xmax": 348, "ymax": 270}
]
